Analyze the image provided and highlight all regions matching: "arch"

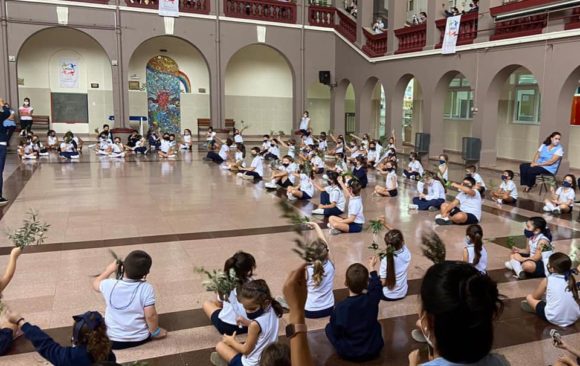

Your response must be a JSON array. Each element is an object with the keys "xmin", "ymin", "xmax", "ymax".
[
  {"xmin": 224, "ymin": 44, "xmax": 294, "ymax": 134},
  {"xmin": 306, "ymin": 81, "xmax": 331, "ymax": 133},
  {"xmin": 128, "ymin": 35, "xmax": 211, "ymax": 134},
  {"xmin": 358, "ymin": 76, "xmax": 386, "ymax": 137},
  {"xmin": 391, "ymin": 74, "xmax": 423, "ymax": 145},
  {"xmin": 556, "ymin": 66, "xmax": 580, "ymax": 169},
  {"xmin": 224, "ymin": 43, "xmax": 296, "ymax": 84},
  {"xmin": 485, "ymin": 65, "xmax": 541, "ymax": 161},
  {"xmin": 433, "ymin": 70, "xmax": 475, "ymax": 152},
  {"xmin": 16, "ymin": 26, "xmax": 113, "ymax": 62},
  {"xmin": 16, "ymin": 27, "xmax": 113, "ymax": 133}
]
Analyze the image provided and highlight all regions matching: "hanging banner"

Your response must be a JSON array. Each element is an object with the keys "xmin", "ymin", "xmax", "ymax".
[
  {"xmin": 59, "ymin": 58, "xmax": 79, "ymax": 88},
  {"xmin": 442, "ymin": 15, "xmax": 462, "ymax": 55},
  {"xmin": 159, "ymin": 0, "xmax": 179, "ymax": 17}
]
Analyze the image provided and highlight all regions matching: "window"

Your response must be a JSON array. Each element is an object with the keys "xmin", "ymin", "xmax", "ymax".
[
  {"xmin": 408, "ymin": 0, "xmax": 414, "ymax": 11},
  {"xmin": 444, "ymin": 77, "xmax": 473, "ymax": 120},
  {"xmin": 510, "ymin": 72, "xmax": 541, "ymax": 124}
]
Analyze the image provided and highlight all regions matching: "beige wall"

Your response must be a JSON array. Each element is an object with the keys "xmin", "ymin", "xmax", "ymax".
[
  {"xmin": 568, "ymin": 126, "xmax": 580, "ymax": 169},
  {"xmin": 225, "ymin": 45, "xmax": 293, "ymax": 134},
  {"xmin": 306, "ymin": 83, "xmax": 331, "ymax": 133},
  {"xmin": 128, "ymin": 36, "xmax": 210, "ymax": 134},
  {"xmin": 17, "ymin": 28, "xmax": 113, "ymax": 133},
  {"xmin": 443, "ymin": 119, "xmax": 473, "ymax": 152}
]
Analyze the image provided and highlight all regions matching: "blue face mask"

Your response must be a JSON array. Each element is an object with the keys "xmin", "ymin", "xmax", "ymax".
[
  {"xmin": 501, "ymin": 175, "xmax": 507, "ymax": 181},
  {"xmin": 563, "ymin": 181, "xmax": 572, "ymax": 188},
  {"xmin": 439, "ymin": 160, "xmax": 446, "ymax": 165},
  {"xmin": 524, "ymin": 229, "xmax": 535, "ymax": 239},
  {"xmin": 246, "ymin": 308, "xmax": 265, "ymax": 320}
]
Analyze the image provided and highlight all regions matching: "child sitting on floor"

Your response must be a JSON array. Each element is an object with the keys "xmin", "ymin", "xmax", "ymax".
[
  {"xmin": 312, "ymin": 171, "xmax": 345, "ymax": 216},
  {"xmin": 374, "ymin": 161, "xmax": 398, "ymax": 197},
  {"xmin": 287, "ymin": 166, "xmax": 315, "ymax": 201},
  {"xmin": 491, "ymin": 170, "xmax": 518, "ymax": 205},
  {"xmin": 543, "ymin": 174, "xmax": 576, "ymax": 214},
  {"xmin": 403, "ymin": 152, "xmax": 423, "ymax": 180},
  {"xmin": 237, "ymin": 147, "xmax": 264, "ymax": 183},
  {"xmin": 325, "ymin": 257, "xmax": 384, "ymax": 362},
  {"xmin": 92, "ymin": 250, "xmax": 167, "ymax": 350},
  {"xmin": 210, "ymin": 280, "xmax": 283, "ymax": 366},
  {"xmin": 409, "ymin": 171, "xmax": 446, "ymax": 211},
  {"xmin": 303, "ymin": 222, "xmax": 335, "ymax": 318},
  {"xmin": 328, "ymin": 178, "xmax": 365, "ymax": 235}
]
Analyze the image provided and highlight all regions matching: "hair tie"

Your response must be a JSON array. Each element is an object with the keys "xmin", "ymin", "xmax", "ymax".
[{"xmin": 565, "ymin": 269, "xmax": 578, "ymax": 282}]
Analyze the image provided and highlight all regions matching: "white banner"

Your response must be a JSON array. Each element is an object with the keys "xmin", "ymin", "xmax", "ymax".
[
  {"xmin": 159, "ymin": 0, "xmax": 179, "ymax": 17},
  {"xmin": 59, "ymin": 58, "xmax": 79, "ymax": 88},
  {"xmin": 442, "ymin": 15, "xmax": 462, "ymax": 55}
]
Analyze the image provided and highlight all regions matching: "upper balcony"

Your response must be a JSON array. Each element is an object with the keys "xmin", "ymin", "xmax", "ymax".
[
  {"xmin": 224, "ymin": 0, "xmax": 297, "ymax": 24},
  {"xmin": 308, "ymin": 3, "xmax": 335, "ymax": 28},
  {"xmin": 394, "ymin": 23, "xmax": 426, "ymax": 54},
  {"xmin": 124, "ymin": 0, "xmax": 211, "ymax": 14},
  {"xmin": 335, "ymin": 9, "xmax": 356, "ymax": 43},
  {"xmin": 435, "ymin": 12, "xmax": 479, "ymax": 48},
  {"xmin": 362, "ymin": 28, "xmax": 388, "ymax": 57}
]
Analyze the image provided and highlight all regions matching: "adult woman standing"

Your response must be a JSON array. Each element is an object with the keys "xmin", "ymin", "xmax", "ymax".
[
  {"xmin": 18, "ymin": 97, "xmax": 33, "ymax": 135},
  {"xmin": 519, "ymin": 132, "xmax": 564, "ymax": 192}
]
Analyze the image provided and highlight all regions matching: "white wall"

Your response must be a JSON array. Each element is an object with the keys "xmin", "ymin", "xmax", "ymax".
[
  {"xmin": 569, "ymin": 126, "xmax": 580, "ymax": 169},
  {"xmin": 225, "ymin": 45, "xmax": 293, "ymax": 134},
  {"xmin": 128, "ymin": 36, "xmax": 210, "ymax": 134},
  {"xmin": 306, "ymin": 83, "xmax": 331, "ymax": 133},
  {"xmin": 17, "ymin": 28, "xmax": 113, "ymax": 133}
]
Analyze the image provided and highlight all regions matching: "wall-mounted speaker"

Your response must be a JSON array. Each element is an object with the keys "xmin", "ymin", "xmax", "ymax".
[{"xmin": 319, "ymin": 71, "xmax": 331, "ymax": 85}]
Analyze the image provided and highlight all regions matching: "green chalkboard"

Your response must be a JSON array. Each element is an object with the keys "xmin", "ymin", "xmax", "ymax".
[{"xmin": 51, "ymin": 93, "xmax": 88, "ymax": 123}]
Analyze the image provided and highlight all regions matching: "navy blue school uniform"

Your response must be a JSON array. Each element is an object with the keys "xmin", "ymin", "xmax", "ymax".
[
  {"xmin": 325, "ymin": 271, "xmax": 384, "ymax": 362},
  {"xmin": 21, "ymin": 323, "xmax": 117, "ymax": 366},
  {"xmin": 353, "ymin": 166, "xmax": 368, "ymax": 188}
]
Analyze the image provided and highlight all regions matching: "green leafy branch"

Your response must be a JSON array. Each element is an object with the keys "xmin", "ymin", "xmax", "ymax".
[
  {"xmin": 569, "ymin": 241, "xmax": 580, "ymax": 268},
  {"xmin": 277, "ymin": 200, "xmax": 321, "ymax": 263},
  {"xmin": 5, "ymin": 210, "xmax": 50, "ymax": 249},
  {"xmin": 420, "ymin": 230, "xmax": 446, "ymax": 264},
  {"xmin": 367, "ymin": 219, "xmax": 384, "ymax": 235},
  {"xmin": 194, "ymin": 267, "xmax": 238, "ymax": 302},
  {"xmin": 506, "ymin": 236, "xmax": 517, "ymax": 249}
]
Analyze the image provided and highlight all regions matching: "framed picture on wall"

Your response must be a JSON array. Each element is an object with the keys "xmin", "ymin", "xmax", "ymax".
[{"xmin": 128, "ymin": 81, "xmax": 140, "ymax": 90}]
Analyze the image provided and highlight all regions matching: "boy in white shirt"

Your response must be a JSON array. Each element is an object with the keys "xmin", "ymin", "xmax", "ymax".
[
  {"xmin": 491, "ymin": 170, "xmax": 518, "ymax": 205},
  {"xmin": 435, "ymin": 177, "xmax": 482, "ymax": 225},
  {"xmin": 403, "ymin": 152, "xmax": 424, "ymax": 180},
  {"xmin": 92, "ymin": 250, "xmax": 167, "ymax": 350},
  {"xmin": 466, "ymin": 165, "xmax": 486, "ymax": 197},
  {"xmin": 237, "ymin": 147, "xmax": 263, "ymax": 182},
  {"xmin": 329, "ymin": 178, "xmax": 365, "ymax": 235}
]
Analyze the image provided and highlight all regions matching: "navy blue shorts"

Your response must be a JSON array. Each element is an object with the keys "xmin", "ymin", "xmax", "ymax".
[
  {"xmin": 536, "ymin": 300, "xmax": 548, "ymax": 322},
  {"xmin": 211, "ymin": 310, "xmax": 248, "ymax": 335},
  {"xmin": 300, "ymin": 191, "xmax": 312, "ymax": 200},
  {"xmin": 449, "ymin": 207, "xmax": 479, "ymax": 225},
  {"xmin": 0, "ymin": 328, "xmax": 13, "ymax": 356},
  {"xmin": 348, "ymin": 223, "xmax": 363, "ymax": 233},
  {"xmin": 229, "ymin": 353, "xmax": 243, "ymax": 366},
  {"xmin": 305, "ymin": 307, "xmax": 333, "ymax": 319}
]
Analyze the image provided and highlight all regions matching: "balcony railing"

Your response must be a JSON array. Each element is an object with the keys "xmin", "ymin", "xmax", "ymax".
[
  {"xmin": 124, "ymin": 0, "xmax": 210, "ymax": 13},
  {"xmin": 394, "ymin": 23, "xmax": 426, "ymax": 54},
  {"xmin": 490, "ymin": 14, "xmax": 547, "ymax": 40},
  {"xmin": 565, "ymin": 6, "xmax": 580, "ymax": 30},
  {"xmin": 362, "ymin": 28, "xmax": 387, "ymax": 57},
  {"xmin": 435, "ymin": 12, "xmax": 479, "ymax": 48},
  {"xmin": 490, "ymin": 0, "xmax": 561, "ymax": 16},
  {"xmin": 335, "ymin": 9, "xmax": 356, "ymax": 42},
  {"xmin": 224, "ymin": 0, "xmax": 297, "ymax": 24},
  {"xmin": 308, "ymin": 5, "xmax": 335, "ymax": 27}
]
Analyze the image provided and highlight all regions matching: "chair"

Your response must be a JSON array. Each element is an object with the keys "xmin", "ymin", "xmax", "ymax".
[{"xmin": 535, "ymin": 157, "xmax": 561, "ymax": 195}]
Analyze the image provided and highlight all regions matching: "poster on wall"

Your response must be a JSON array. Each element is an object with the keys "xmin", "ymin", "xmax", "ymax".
[
  {"xmin": 158, "ymin": 0, "xmax": 179, "ymax": 17},
  {"xmin": 442, "ymin": 15, "xmax": 461, "ymax": 55},
  {"xmin": 59, "ymin": 58, "xmax": 79, "ymax": 88}
]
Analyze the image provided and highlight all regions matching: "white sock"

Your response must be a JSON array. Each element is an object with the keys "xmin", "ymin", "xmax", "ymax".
[{"xmin": 510, "ymin": 259, "xmax": 523, "ymax": 276}]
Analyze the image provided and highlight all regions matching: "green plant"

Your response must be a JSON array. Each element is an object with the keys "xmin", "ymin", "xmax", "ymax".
[
  {"xmin": 194, "ymin": 267, "xmax": 238, "ymax": 302},
  {"xmin": 367, "ymin": 219, "xmax": 384, "ymax": 234},
  {"xmin": 5, "ymin": 210, "xmax": 50, "ymax": 249},
  {"xmin": 506, "ymin": 236, "xmax": 517, "ymax": 249},
  {"xmin": 277, "ymin": 200, "xmax": 322, "ymax": 263},
  {"xmin": 420, "ymin": 230, "xmax": 446, "ymax": 264},
  {"xmin": 569, "ymin": 241, "xmax": 580, "ymax": 268}
]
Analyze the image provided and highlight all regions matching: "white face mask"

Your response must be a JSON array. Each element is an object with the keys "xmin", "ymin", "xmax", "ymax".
[{"xmin": 24, "ymin": 102, "xmax": 29, "ymax": 106}]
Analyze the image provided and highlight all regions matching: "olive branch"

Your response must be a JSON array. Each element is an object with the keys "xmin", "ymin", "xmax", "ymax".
[
  {"xmin": 194, "ymin": 267, "xmax": 238, "ymax": 302},
  {"xmin": 5, "ymin": 210, "xmax": 50, "ymax": 249}
]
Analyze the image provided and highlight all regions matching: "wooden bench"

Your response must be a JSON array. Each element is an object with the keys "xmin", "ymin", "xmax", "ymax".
[
  {"xmin": 197, "ymin": 118, "xmax": 236, "ymax": 136},
  {"xmin": 31, "ymin": 115, "xmax": 50, "ymax": 132}
]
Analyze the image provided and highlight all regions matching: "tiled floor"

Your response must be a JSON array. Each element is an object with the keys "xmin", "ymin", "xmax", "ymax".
[{"xmin": 0, "ymin": 148, "xmax": 577, "ymax": 365}]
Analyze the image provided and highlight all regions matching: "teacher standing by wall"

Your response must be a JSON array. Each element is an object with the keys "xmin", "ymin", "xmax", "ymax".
[{"xmin": 519, "ymin": 132, "xmax": 563, "ymax": 193}]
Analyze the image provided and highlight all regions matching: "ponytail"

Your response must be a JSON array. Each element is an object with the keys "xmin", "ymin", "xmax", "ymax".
[
  {"xmin": 224, "ymin": 251, "xmax": 256, "ymax": 287},
  {"xmin": 548, "ymin": 252, "xmax": 579, "ymax": 301},
  {"xmin": 466, "ymin": 225, "xmax": 484, "ymax": 267},
  {"xmin": 384, "ymin": 230, "xmax": 404, "ymax": 290},
  {"xmin": 310, "ymin": 239, "xmax": 329, "ymax": 287}
]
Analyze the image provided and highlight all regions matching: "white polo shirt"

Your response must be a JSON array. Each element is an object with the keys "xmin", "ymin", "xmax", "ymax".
[
  {"xmin": 347, "ymin": 196, "xmax": 365, "ymax": 224},
  {"xmin": 379, "ymin": 246, "xmax": 411, "ymax": 299}
]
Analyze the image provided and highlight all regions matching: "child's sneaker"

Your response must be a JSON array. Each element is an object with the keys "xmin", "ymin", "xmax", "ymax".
[
  {"xmin": 408, "ymin": 204, "xmax": 419, "ymax": 210},
  {"xmin": 287, "ymin": 193, "xmax": 297, "ymax": 201},
  {"xmin": 435, "ymin": 214, "xmax": 442, "ymax": 219},
  {"xmin": 220, "ymin": 165, "xmax": 230, "ymax": 170},
  {"xmin": 435, "ymin": 217, "xmax": 452, "ymax": 225},
  {"xmin": 210, "ymin": 352, "xmax": 228, "ymax": 366},
  {"xmin": 241, "ymin": 174, "xmax": 254, "ymax": 181},
  {"xmin": 330, "ymin": 228, "xmax": 342, "ymax": 235},
  {"xmin": 504, "ymin": 261, "xmax": 513, "ymax": 271},
  {"xmin": 553, "ymin": 207, "xmax": 561, "ymax": 215},
  {"xmin": 265, "ymin": 182, "xmax": 278, "ymax": 189},
  {"xmin": 543, "ymin": 205, "xmax": 552, "ymax": 212},
  {"xmin": 236, "ymin": 173, "xmax": 243, "ymax": 177},
  {"xmin": 496, "ymin": 199, "xmax": 503, "ymax": 205},
  {"xmin": 312, "ymin": 208, "xmax": 325, "ymax": 215}
]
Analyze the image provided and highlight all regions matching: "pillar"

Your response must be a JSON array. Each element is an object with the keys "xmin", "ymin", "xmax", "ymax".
[
  {"xmin": 356, "ymin": 0, "xmax": 373, "ymax": 48},
  {"xmin": 427, "ymin": 0, "xmax": 446, "ymax": 49},
  {"xmin": 387, "ymin": 0, "xmax": 406, "ymax": 55}
]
